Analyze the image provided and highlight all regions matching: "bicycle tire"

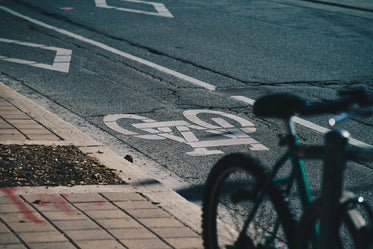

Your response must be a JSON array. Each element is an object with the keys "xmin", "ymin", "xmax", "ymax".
[
  {"xmin": 295, "ymin": 194, "xmax": 373, "ymax": 249},
  {"xmin": 202, "ymin": 152, "xmax": 297, "ymax": 249}
]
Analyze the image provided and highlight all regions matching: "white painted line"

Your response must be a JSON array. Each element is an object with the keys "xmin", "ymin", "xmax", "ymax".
[
  {"xmin": 0, "ymin": 38, "xmax": 72, "ymax": 73},
  {"xmin": 0, "ymin": 6, "xmax": 215, "ymax": 90},
  {"xmin": 95, "ymin": 0, "xmax": 174, "ymax": 18},
  {"xmin": 232, "ymin": 95, "xmax": 373, "ymax": 148},
  {"xmin": 1, "ymin": 6, "xmax": 370, "ymax": 149}
]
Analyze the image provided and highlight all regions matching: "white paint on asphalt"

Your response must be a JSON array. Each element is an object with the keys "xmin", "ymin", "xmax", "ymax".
[
  {"xmin": 232, "ymin": 95, "xmax": 373, "ymax": 148},
  {"xmin": 1, "ymin": 5, "xmax": 371, "ymax": 148},
  {"xmin": 95, "ymin": 0, "xmax": 174, "ymax": 18},
  {"xmin": 0, "ymin": 37, "xmax": 71, "ymax": 73},
  {"xmin": 103, "ymin": 110, "xmax": 269, "ymax": 155},
  {"xmin": 0, "ymin": 6, "xmax": 215, "ymax": 90}
]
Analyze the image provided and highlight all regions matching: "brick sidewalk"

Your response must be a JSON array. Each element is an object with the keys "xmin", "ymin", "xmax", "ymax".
[
  {"xmin": 0, "ymin": 96, "xmax": 203, "ymax": 249},
  {"xmin": 0, "ymin": 190, "xmax": 203, "ymax": 249},
  {"xmin": 0, "ymin": 98, "xmax": 60, "ymax": 141}
]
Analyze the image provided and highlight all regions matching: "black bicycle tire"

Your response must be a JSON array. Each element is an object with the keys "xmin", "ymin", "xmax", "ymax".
[
  {"xmin": 202, "ymin": 152, "xmax": 297, "ymax": 249},
  {"xmin": 295, "ymin": 196, "xmax": 372, "ymax": 249}
]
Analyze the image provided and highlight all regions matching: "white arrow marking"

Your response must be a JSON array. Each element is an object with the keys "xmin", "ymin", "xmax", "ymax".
[
  {"xmin": 0, "ymin": 38, "xmax": 72, "ymax": 73},
  {"xmin": 95, "ymin": 0, "xmax": 173, "ymax": 18}
]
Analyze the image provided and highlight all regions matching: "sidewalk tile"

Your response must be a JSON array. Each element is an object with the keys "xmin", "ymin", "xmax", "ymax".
[
  {"xmin": 74, "ymin": 201, "xmax": 116, "ymax": 211},
  {"xmin": 42, "ymin": 211, "xmax": 86, "ymax": 221},
  {"xmin": 152, "ymin": 227, "xmax": 199, "ymax": 238},
  {"xmin": 75, "ymin": 240, "xmax": 124, "ymax": 249},
  {"xmin": 27, "ymin": 242, "xmax": 76, "ymax": 249},
  {"xmin": 85, "ymin": 210, "xmax": 130, "ymax": 219},
  {"xmin": 0, "ymin": 233, "xmax": 20, "ymax": 244},
  {"xmin": 0, "ymin": 135, "xmax": 26, "ymax": 140},
  {"xmin": 0, "ymin": 119, "xmax": 13, "ymax": 128},
  {"xmin": 0, "ymin": 244, "xmax": 27, "ymax": 249},
  {"xmin": 164, "ymin": 237, "xmax": 203, "ymax": 249},
  {"xmin": 17, "ymin": 231, "xmax": 67, "ymax": 243},
  {"xmin": 138, "ymin": 218, "xmax": 184, "ymax": 228},
  {"xmin": 121, "ymin": 238, "xmax": 171, "ymax": 249},
  {"xmin": 21, "ymin": 128, "xmax": 51, "ymax": 135},
  {"xmin": 1, "ymin": 212, "xmax": 45, "ymax": 224},
  {"xmin": 52, "ymin": 219, "xmax": 100, "ymax": 230},
  {"xmin": 109, "ymin": 228, "xmax": 157, "ymax": 239},
  {"xmin": 0, "ymin": 129, "xmax": 21, "ymax": 135},
  {"xmin": 126, "ymin": 208, "xmax": 170, "ymax": 219},
  {"xmin": 27, "ymin": 134, "xmax": 60, "ymax": 141},
  {"xmin": 97, "ymin": 218, "xmax": 142, "ymax": 229},
  {"xmin": 64, "ymin": 229, "xmax": 113, "ymax": 241},
  {"xmin": 0, "ymin": 222, "xmax": 10, "ymax": 233},
  {"xmin": 115, "ymin": 201, "xmax": 155, "ymax": 210},
  {"xmin": 1, "ymin": 113, "xmax": 30, "ymax": 120},
  {"xmin": 102, "ymin": 192, "xmax": 144, "ymax": 201},
  {"xmin": 63, "ymin": 193, "xmax": 107, "ymax": 203},
  {"xmin": 7, "ymin": 221, "xmax": 56, "ymax": 233}
]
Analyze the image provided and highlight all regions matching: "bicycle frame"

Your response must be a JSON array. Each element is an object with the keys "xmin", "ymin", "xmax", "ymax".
[{"xmin": 239, "ymin": 118, "xmax": 320, "ymax": 248}]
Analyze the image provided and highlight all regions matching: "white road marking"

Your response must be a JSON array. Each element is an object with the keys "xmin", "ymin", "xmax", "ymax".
[
  {"xmin": 0, "ymin": 37, "xmax": 71, "ymax": 73},
  {"xmin": 1, "ymin": 6, "xmax": 371, "ymax": 148},
  {"xmin": 95, "ymin": 0, "xmax": 173, "ymax": 18},
  {"xmin": 0, "ymin": 6, "xmax": 215, "ymax": 90},
  {"xmin": 232, "ymin": 95, "xmax": 373, "ymax": 148}
]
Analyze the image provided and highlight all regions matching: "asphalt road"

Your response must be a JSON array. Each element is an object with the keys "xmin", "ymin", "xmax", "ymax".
[{"xmin": 0, "ymin": 0, "xmax": 372, "ymax": 206}]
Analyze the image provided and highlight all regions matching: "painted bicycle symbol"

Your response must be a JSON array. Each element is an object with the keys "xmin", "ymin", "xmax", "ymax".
[{"xmin": 103, "ymin": 110, "xmax": 268, "ymax": 156}]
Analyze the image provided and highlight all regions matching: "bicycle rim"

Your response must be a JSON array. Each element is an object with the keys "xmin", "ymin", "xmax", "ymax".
[{"xmin": 202, "ymin": 153, "xmax": 295, "ymax": 249}]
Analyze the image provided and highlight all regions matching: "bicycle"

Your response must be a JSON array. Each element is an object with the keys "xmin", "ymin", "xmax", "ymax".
[{"xmin": 202, "ymin": 88, "xmax": 373, "ymax": 249}]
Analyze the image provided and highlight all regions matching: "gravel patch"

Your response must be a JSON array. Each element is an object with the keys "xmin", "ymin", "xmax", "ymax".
[{"xmin": 0, "ymin": 144, "xmax": 126, "ymax": 187}]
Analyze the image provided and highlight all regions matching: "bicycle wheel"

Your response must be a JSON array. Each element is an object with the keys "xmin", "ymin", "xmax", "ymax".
[
  {"xmin": 202, "ymin": 153, "xmax": 297, "ymax": 249},
  {"xmin": 295, "ymin": 194, "xmax": 373, "ymax": 249}
]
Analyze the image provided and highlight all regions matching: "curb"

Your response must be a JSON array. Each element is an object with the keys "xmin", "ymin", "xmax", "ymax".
[{"xmin": 0, "ymin": 81, "xmax": 202, "ymax": 235}]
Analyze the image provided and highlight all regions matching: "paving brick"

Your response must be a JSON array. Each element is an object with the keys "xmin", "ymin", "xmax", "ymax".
[
  {"xmin": 85, "ymin": 210, "xmax": 130, "ymax": 219},
  {"xmin": 63, "ymin": 193, "xmax": 106, "ymax": 203},
  {"xmin": 0, "ymin": 204, "xmax": 35, "ymax": 213},
  {"xmin": 27, "ymin": 242, "xmax": 76, "ymax": 249},
  {"xmin": 152, "ymin": 227, "xmax": 199, "ymax": 238},
  {"xmin": 0, "ymin": 196, "xmax": 18, "ymax": 204},
  {"xmin": 64, "ymin": 229, "xmax": 113, "ymax": 241},
  {"xmin": 121, "ymin": 238, "xmax": 171, "ymax": 249},
  {"xmin": 27, "ymin": 134, "xmax": 60, "ymax": 141},
  {"xmin": 0, "ymin": 134, "xmax": 26, "ymax": 140},
  {"xmin": 0, "ymin": 129, "xmax": 21, "ymax": 135},
  {"xmin": 7, "ymin": 221, "xmax": 56, "ymax": 233},
  {"xmin": 138, "ymin": 218, "xmax": 184, "ymax": 228},
  {"xmin": 164, "ymin": 237, "xmax": 203, "ymax": 249},
  {"xmin": 52, "ymin": 219, "xmax": 100, "ymax": 230},
  {"xmin": 109, "ymin": 228, "xmax": 157, "ymax": 240},
  {"xmin": 2, "ymin": 113, "xmax": 30, "ymax": 119},
  {"xmin": 42, "ymin": 211, "xmax": 86, "ymax": 221},
  {"xmin": 0, "ymin": 212, "xmax": 45, "ymax": 223},
  {"xmin": 103, "ymin": 193, "xmax": 144, "ymax": 202},
  {"xmin": 26, "ymin": 194, "xmax": 75, "ymax": 212},
  {"xmin": 11, "ymin": 121, "xmax": 42, "ymax": 129},
  {"xmin": 5, "ymin": 119, "xmax": 38, "ymax": 125},
  {"xmin": 21, "ymin": 128, "xmax": 52, "ymax": 135},
  {"xmin": 74, "ymin": 202, "xmax": 116, "ymax": 211},
  {"xmin": 0, "ymin": 233, "xmax": 20, "ymax": 244},
  {"xmin": 0, "ymin": 222, "xmax": 10, "ymax": 233},
  {"xmin": 18, "ymin": 231, "xmax": 67, "ymax": 243},
  {"xmin": 75, "ymin": 240, "xmax": 124, "ymax": 249},
  {"xmin": 115, "ymin": 201, "xmax": 155, "ymax": 210},
  {"xmin": 97, "ymin": 218, "xmax": 142, "ymax": 229},
  {"xmin": 0, "ymin": 119, "xmax": 13, "ymax": 129},
  {"xmin": 0, "ymin": 244, "xmax": 27, "ymax": 249},
  {"xmin": 126, "ymin": 208, "xmax": 170, "ymax": 219},
  {"xmin": 24, "ymin": 194, "xmax": 67, "ymax": 203}
]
